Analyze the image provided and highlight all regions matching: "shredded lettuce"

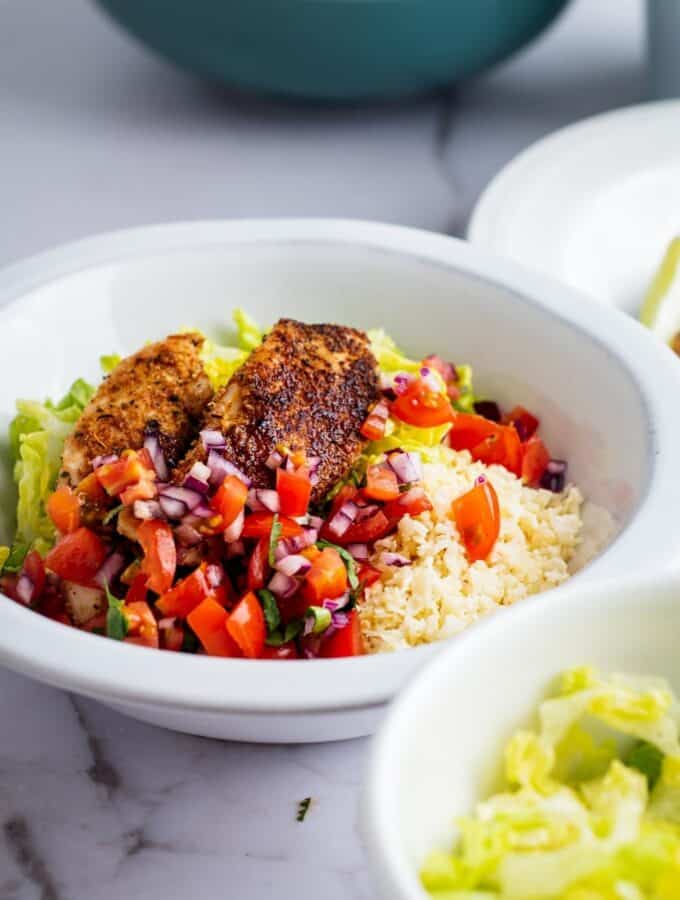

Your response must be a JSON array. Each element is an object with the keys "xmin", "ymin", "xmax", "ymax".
[
  {"xmin": 1, "ymin": 379, "xmax": 96, "ymax": 567},
  {"xmin": 233, "ymin": 307, "xmax": 264, "ymax": 351},
  {"xmin": 420, "ymin": 666, "xmax": 680, "ymax": 899},
  {"xmin": 99, "ymin": 353, "xmax": 121, "ymax": 374},
  {"xmin": 367, "ymin": 328, "xmax": 422, "ymax": 374}
]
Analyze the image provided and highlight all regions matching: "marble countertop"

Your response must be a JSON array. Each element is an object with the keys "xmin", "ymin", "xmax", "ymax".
[{"xmin": 0, "ymin": 1, "xmax": 645, "ymax": 897}]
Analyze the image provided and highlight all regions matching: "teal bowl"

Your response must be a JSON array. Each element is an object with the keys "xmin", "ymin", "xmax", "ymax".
[{"xmin": 94, "ymin": 0, "xmax": 569, "ymax": 102}]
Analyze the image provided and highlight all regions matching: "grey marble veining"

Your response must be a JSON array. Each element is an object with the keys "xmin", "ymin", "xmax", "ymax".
[{"xmin": 0, "ymin": 0, "xmax": 645, "ymax": 897}]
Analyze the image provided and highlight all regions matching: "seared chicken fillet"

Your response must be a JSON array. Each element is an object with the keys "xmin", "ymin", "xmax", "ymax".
[
  {"xmin": 61, "ymin": 332, "xmax": 213, "ymax": 485},
  {"xmin": 177, "ymin": 319, "xmax": 379, "ymax": 502}
]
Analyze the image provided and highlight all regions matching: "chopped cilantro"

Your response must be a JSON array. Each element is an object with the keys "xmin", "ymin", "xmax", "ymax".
[
  {"xmin": 102, "ymin": 504, "xmax": 124, "ymax": 526},
  {"xmin": 297, "ymin": 797, "xmax": 312, "ymax": 822},
  {"xmin": 105, "ymin": 584, "xmax": 128, "ymax": 641},
  {"xmin": 316, "ymin": 539, "xmax": 359, "ymax": 590},
  {"xmin": 268, "ymin": 514, "xmax": 282, "ymax": 567},
  {"xmin": 266, "ymin": 618, "xmax": 303, "ymax": 647},
  {"xmin": 258, "ymin": 588, "xmax": 281, "ymax": 634}
]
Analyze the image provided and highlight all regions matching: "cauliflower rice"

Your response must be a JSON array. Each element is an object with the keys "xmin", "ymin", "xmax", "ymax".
[{"xmin": 359, "ymin": 448, "xmax": 607, "ymax": 654}]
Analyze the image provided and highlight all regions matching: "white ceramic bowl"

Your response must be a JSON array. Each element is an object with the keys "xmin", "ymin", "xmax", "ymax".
[
  {"xmin": 362, "ymin": 572, "xmax": 680, "ymax": 900},
  {"xmin": 1, "ymin": 219, "xmax": 680, "ymax": 743}
]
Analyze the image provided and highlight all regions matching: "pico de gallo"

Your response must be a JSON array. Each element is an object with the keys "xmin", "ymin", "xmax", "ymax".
[{"xmin": 1, "ymin": 325, "xmax": 567, "ymax": 660}]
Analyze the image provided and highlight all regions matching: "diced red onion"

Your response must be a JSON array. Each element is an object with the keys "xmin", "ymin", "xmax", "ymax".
[
  {"xmin": 92, "ymin": 453, "xmax": 118, "ymax": 470},
  {"xmin": 189, "ymin": 501, "xmax": 214, "ymax": 519},
  {"xmin": 223, "ymin": 509, "xmax": 244, "ymax": 543},
  {"xmin": 307, "ymin": 515, "xmax": 324, "ymax": 531},
  {"xmin": 327, "ymin": 510, "xmax": 352, "ymax": 538},
  {"xmin": 246, "ymin": 488, "xmax": 280, "ymax": 513},
  {"xmin": 275, "ymin": 554, "xmax": 312, "ymax": 577},
  {"xmin": 160, "ymin": 485, "xmax": 203, "ymax": 512},
  {"xmin": 94, "ymin": 552, "xmax": 126, "ymax": 588},
  {"xmin": 393, "ymin": 373, "xmax": 412, "ymax": 396},
  {"xmin": 354, "ymin": 503, "xmax": 380, "ymax": 522},
  {"xmin": 322, "ymin": 592, "xmax": 351, "ymax": 612},
  {"xmin": 200, "ymin": 429, "xmax": 227, "ymax": 451},
  {"xmin": 379, "ymin": 551, "xmax": 411, "ymax": 567},
  {"xmin": 423, "ymin": 354, "xmax": 457, "ymax": 385},
  {"xmin": 15, "ymin": 573, "xmax": 34, "ymax": 606},
  {"xmin": 277, "ymin": 530, "xmax": 318, "ymax": 557},
  {"xmin": 133, "ymin": 499, "xmax": 164, "ymax": 520},
  {"xmin": 303, "ymin": 615, "xmax": 316, "ymax": 637},
  {"xmin": 159, "ymin": 496, "xmax": 188, "ymax": 520},
  {"xmin": 158, "ymin": 616, "xmax": 176, "ymax": 630},
  {"xmin": 347, "ymin": 543, "xmax": 369, "ymax": 562},
  {"xmin": 331, "ymin": 611, "xmax": 350, "ymax": 630},
  {"xmin": 268, "ymin": 571, "xmax": 299, "ymax": 600},
  {"xmin": 206, "ymin": 450, "xmax": 251, "ymax": 487},
  {"xmin": 143, "ymin": 432, "xmax": 169, "ymax": 481},
  {"xmin": 183, "ymin": 461, "xmax": 211, "ymax": 495},
  {"xmin": 387, "ymin": 450, "xmax": 423, "ymax": 484},
  {"xmin": 540, "ymin": 460, "xmax": 567, "ymax": 493},
  {"xmin": 265, "ymin": 450, "xmax": 284, "ymax": 470},
  {"xmin": 379, "ymin": 372, "xmax": 396, "ymax": 396},
  {"xmin": 225, "ymin": 540, "xmax": 245, "ymax": 559},
  {"xmin": 174, "ymin": 523, "xmax": 202, "ymax": 547},
  {"xmin": 475, "ymin": 475, "xmax": 487, "ymax": 486},
  {"xmin": 205, "ymin": 563, "xmax": 224, "ymax": 588}
]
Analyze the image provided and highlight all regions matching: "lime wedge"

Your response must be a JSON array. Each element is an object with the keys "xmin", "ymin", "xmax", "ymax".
[{"xmin": 640, "ymin": 237, "xmax": 680, "ymax": 348}]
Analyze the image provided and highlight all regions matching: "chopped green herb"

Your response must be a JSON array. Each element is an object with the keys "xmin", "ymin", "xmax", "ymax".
[
  {"xmin": 305, "ymin": 605, "xmax": 331, "ymax": 634},
  {"xmin": 316, "ymin": 539, "xmax": 359, "ymax": 590},
  {"xmin": 625, "ymin": 741, "xmax": 664, "ymax": 789},
  {"xmin": 105, "ymin": 584, "xmax": 128, "ymax": 641},
  {"xmin": 181, "ymin": 626, "xmax": 199, "ymax": 654},
  {"xmin": 100, "ymin": 353, "xmax": 121, "ymax": 375},
  {"xmin": 297, "ymin": 797, "xmax": 312, "ymax": 822},
  {"xmin": 268, "ymin": 514, "xmax": 282, "ymax": 567},
  {"xmin": 2, "ymin": 542, "xmax": 29, "ymax": 574},
  {"xmin": 258, "ymin": 588, "xmax": 281, "ymax": 634},
  {"xmin": 102, "ymin": 504, "xmax": 124, "ymax": 526},
  {"xmin": 266, "ymin": 618, "xmax": 303, "ymax": 647}
]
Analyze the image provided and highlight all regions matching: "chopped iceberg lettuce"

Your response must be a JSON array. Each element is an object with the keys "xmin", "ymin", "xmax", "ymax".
[{"xmin": 420, "ymin": 667, "xmax": 680, "ymax": 898}]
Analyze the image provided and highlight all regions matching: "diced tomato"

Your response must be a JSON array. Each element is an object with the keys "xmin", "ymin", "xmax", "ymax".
[
  {"xmin": 260, "ymin": 642, "xmax": 300, "ymax": 660},
  {"xmin": 120, "ymin": 477, "xmax": 157, "ymax": 506},
  {"xmin": 302, "ymin": 548, "xmax": 349, "ymax": 603},
  {"xmin": 47, "ymin": 485, "xmax": 81, "ymax": 534},
  {"xmin": 124, "ymin": 600, "xmax": 159, "ymax": 649},
  {"xmin": 210, "ymin": 475, "xmax": 249, "ymax": 529},
  {"xmin": 76, "ymin": 472, "xmax": 107, "ymax": 505},
  {"xmin": 521, "ymin": 436, "xmax": 550, "ymax": 486},
  {"xmin": 247, "ymin": 536, "xmax": 269, "ymax": 591},
  {"xmin": 300, "ymin": 545, "xmax": 321, "ymax": 563},
  {"xmin": 451, "ymin": 479, "xmax": 501, "ymax": 563},
  {"xmin": 0, "ymin": 574, "xmax": 18, "ymax": 601},
  {"xmin": 358, "ymin": 562, "xmax": 382, "ymax": 588},
  {"xmin": 340, "ymin": 510, "xmax": 391, "ymax": 546},
  {"xmin": 187, "ymin": 596, "xmax": 241, "ymax": 657},
  {"xmin": 241, "ymin": 513, "xmax": 303, "ymax": 540},
  {"xmin": 96, "ymin": 451, "xmax": 154, "ymax": 498},
  {"xmin": 22, "ymin": 550, "xmax": 46, "ymax": 603},
  {"xmin": 137, "ymin": 520, "xmax": 176, "ymax": 595},
  {"xmin": 449, "ymin": 413, "xmax": 499, "ymax": 452},
  {"xmin": 159, "ymin": 618, "xmax": 185, "ymax": 652},
  {"xmin": 504, "ymin": 405, "xmax": 539, "ymax": 441},
  {"xmin": 276, "ymin": 467, "xmax": 312, "ymax": 517},
  {"xmin": 320, "ymin": 610, "xmax": 363, "ymax": 658},
  {"xmin": 45, "ymin": 528, "xmax": 108, "ymax": 584},
  {"xmin": 155, "ymin": 564, "xmax": 210, "ymax": 618},
  {"xmin": 226, "ymin": 591, "xmax": 266, "ymax": 659},
  {"xmin": 360, "ymin": 400, "xmax": 391, "ymax": 441},
  {"xmin": 471, "ymin": 425, "xmax": 522, "ymax": 477},
  {"xmin": 383, "ymin": 486, "xmax": 433, "ymax": 527},
  {"xmin": 391, "ymin": 378, "xmax": 455, "ymax": 428},
  {"xmin": 125, "ymin": 573, "xmax": 148, "ymax": 606},
  {"xmin": 39, "ymin": 583, "xmax": 69, "ymax": 622},
  {"xmin": 364, "ymin": 464, "xmax": 400, "ymax": 502}
]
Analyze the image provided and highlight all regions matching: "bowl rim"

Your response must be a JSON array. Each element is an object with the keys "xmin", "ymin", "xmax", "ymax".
[
  {"xmin": 1, "ymin": 217, "xmax": 680, "ymax": 715},
  {"xmin": 361, "ymin": 569, "xmax": 680, "ymax": 900}
]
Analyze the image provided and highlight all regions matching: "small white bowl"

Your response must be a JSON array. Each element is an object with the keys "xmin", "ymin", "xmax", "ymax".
[
  {"xmin": 362, "ymin": 572, "xmax": 680, "ymax": 900},
  {"xmin": 1, "ymin": 220, "xmax": 680, "ymax": 743}
]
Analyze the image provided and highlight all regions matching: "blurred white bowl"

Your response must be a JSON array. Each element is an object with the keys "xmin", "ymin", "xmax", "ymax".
[
  {"xmin": 362, "ymin": 572, "xmax": 680, "ymax": 899},
  {"xmin": 0, "ymin": 220, "xmax": 679, "ymax": 743}
]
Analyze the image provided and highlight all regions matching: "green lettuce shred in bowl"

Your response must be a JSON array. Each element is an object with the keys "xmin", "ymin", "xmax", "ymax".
[{"xmin": 421, "ymin": 666, "xmax": 680, "ymax": 899}]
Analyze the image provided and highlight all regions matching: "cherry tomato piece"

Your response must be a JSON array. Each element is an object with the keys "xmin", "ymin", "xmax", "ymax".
[
  {"xmin": 188, "ymin": 596, "xmax": 241, "ymax": 657},
  {"xmin": 302, "ymin": 548, "xmax": 348, "ymax": 603},
  {"xmin": 521, "ymin": 436, "xmax": 551, "ymax": 486},
  {"xmin": 241, "ymin": 513, "xmax": 303, "ymax": 540},
  {"xmin": 226, "ymin": 591, "xmax": 266, "ymax": 659},
  {"xmin": 45, "ymin": 528, "xmax": 108, "ymax": 584},
  {"xmin": 247, "ymin": 536, "xmax": 270, "ymax": 591},
  {"xmin": 320, "ymin": 610, "xmax": 363, "ymax": 658},
  {"xmin": 451, "ymin": 479, "xmax": 501, "ymax": 563},
  {"xmin": 276, "ymin": 467, "xmax": 312, "ymax": 517},
  {"xmin": 47, "ymin": 485, "xmax": 81, "ymax": 534},
  {"xmin": 210, "ymin": 475, "xmax": 249, "ymax": 529},
  {"xmin": 363, "ymin": 464, "xmax": 400, "ymax": 502},
  {"xmin": 137, "ymin": 520, "xmax": 176, "ymax": 595}
]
